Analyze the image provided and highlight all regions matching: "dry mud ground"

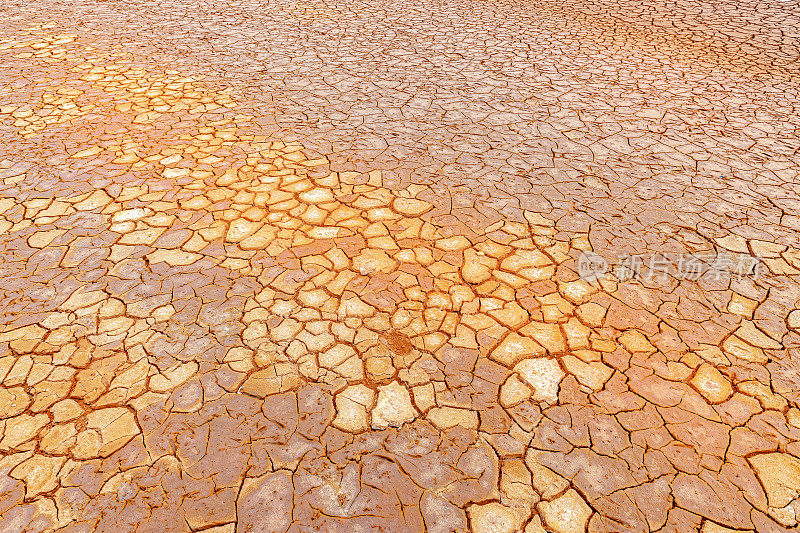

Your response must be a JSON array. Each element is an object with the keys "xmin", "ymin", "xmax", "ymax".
[{"xmin": 0, "ymin": 0, "xmax": 799, "ymax": 531}]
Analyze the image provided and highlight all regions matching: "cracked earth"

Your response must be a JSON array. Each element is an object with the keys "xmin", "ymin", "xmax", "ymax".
[{"xmin": 0, "ymin": 0, "xmax": 798, "ymax": 531}]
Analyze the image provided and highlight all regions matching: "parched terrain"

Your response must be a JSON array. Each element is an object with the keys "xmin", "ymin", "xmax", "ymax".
[{"xmin": 0, "ymin": 0, "xmax": 799, "ymax": 531}]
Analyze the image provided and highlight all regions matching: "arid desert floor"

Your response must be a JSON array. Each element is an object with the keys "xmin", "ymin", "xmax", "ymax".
[{"xmin": 1, "ymin": 0, "xmax": 800, "ymax": 531}]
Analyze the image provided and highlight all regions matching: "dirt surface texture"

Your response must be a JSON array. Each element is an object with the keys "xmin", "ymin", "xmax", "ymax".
[{"xmin": 0, "ymin": 0, "xmax": 799, "ymax": 531}]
